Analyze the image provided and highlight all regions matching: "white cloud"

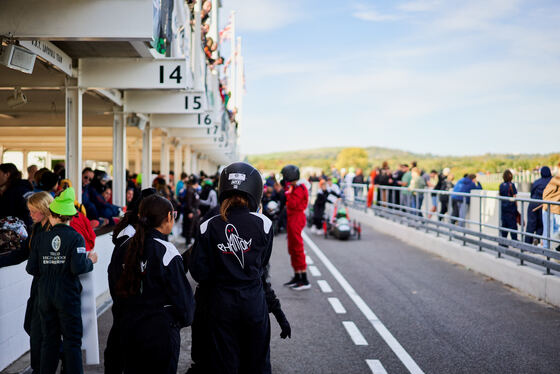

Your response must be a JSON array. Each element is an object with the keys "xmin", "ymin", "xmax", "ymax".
[
  {"xmin": 435, "ymin": 0, "xmax": 522, "ymax": 30},
  {"xmin": 220, "ymin": 0, "xmax": 301, "ymax": 31},
  {"xmin": 352, "ymin": 3, "xmax": 400, "ymax": 22},
  {"xmin": 398, "ymin": 0, "xmax": 442, "ymax": 12}
]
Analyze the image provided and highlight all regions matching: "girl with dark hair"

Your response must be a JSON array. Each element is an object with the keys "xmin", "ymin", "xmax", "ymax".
[
  {"xmin": 188, "ymin": 162, "xmax": 290, "ymax": 374},
  {"xmin": 499, "ymin": 169, "xmax": 519, "ymax": 242},
  {"xmin": 105, "ymin": 187, "xmax": 156, "ymax": 374},
  {"xmin": 0, "ymin": 163, "xmax": 33, "ymax": 228},
  {"xmin": 110, "ymin": 194, "xmax": 194, "ymax": 374}
]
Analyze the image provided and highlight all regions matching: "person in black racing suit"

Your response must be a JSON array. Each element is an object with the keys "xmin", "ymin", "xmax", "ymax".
[
  {"xmin": 188, "ymin": 161, "xmax": 291, "ymax": 374},
  {"xmin": 105, "ymin": 188, "xmax": 156, "ymax": 374},
  {"xmin": 111, "ymin": 194, "xmax": 195, "ymax": 374},
  {"xmin": 26, "ymin": 187, "xmax": 98, "ymax": 374}
]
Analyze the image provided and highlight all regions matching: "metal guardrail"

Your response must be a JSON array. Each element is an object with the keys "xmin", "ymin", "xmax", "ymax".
[{"xmin": 339, "ymin": 183, "xmax": 560, "ymax": 275}]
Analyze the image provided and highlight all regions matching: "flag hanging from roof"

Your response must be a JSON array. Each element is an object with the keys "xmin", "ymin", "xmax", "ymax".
[{"xmin": 219, "ymin": 18, "xmax": 232, "ymax": 44}]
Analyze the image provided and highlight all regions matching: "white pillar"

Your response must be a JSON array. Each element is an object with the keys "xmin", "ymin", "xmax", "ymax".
[
  {"xmin": 65, "ymin": 79, "xmax": 83, "ymax": 202},
  {"xmin": 141, "ymin": 123, "xmax": 152, "ymax": 190},
  {"xmin": 192, "ymin": 152, "xmax": 198, "ymax": 175},
  {"xmin": 22, "ymin": 151, "xmax": 29, "ymax": 177},
  {"xmin": 45, "ymin": 152, "xmax": 52, "ymax": 170},
  {"xmin": 184, "ymin": 145, "xmax": 192, "ymax": 174},
  {"xmin": 112, "ymin": 107, "xmax": 126, "ymax": 206},
  {"xmin": 173, "ymin": 142, "xmax": 183, "ymax": 186},
  {"xmin": 134, "ymin": 147, "xmax": 141, "ymax": 174},
  {"xmin": 160, "ymin": 136, "xmax": 170, "ymax": 183}
]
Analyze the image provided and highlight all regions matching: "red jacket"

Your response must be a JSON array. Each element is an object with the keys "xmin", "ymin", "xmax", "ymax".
[
  {"xmin": 285, "ymin": 183, "xmax": 308, "ymax": 215},
  {"xmin": 70, "ymin": 212, "xmax": 96, "ymax": 251}
]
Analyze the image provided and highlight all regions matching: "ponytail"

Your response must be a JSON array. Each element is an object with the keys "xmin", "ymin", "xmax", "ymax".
[
  {"xmin": 116, "ymin": 195, "xmax": 173, "ymax": 297},
  {"xmin": 112, "ymin": 211, "xmax": 139, "ymax": 244},
  {"xmin": 220, "ymin": 194, "xmax": 249, "ymax": 222}
]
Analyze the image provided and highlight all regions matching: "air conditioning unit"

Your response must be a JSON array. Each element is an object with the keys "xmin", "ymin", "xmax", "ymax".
[{"xmin": 0, "ymin": 44, "xmax": 36, "ymax": 74}]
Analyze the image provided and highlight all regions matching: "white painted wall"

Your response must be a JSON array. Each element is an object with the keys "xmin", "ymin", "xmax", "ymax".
[{"xmin": 0, "ymin": 233, "xmax": 113, "ymax": 370}]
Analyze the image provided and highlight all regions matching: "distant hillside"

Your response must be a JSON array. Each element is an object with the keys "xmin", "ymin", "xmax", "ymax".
[{"xmin": 247, "ymin": 146, "xmax": 559, "ymax": 177}]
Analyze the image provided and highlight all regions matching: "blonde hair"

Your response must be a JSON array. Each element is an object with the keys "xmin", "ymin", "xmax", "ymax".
[{"xmin": 27, "ymin": 191, "xmax": 54, "ymax": 216}]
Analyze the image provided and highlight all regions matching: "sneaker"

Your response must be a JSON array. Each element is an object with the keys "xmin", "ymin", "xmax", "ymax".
[
  {"xmin": 290, "ymin": 280, "xmax": 311, "ymax": 291},
  {"xmin": 283, "ymin": 275, "xmax": 300, "ymax": 287}
]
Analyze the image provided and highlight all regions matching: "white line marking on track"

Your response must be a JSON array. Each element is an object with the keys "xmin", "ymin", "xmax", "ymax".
[
  {"xmin": 342, "ymin": 321, "xmax": 368, "ymax": 345},
  {"xmin": 308, "ymin": 265, "xmax": 321, "ymax": 277},
  {"xmin": 306, "ymin": 255, "xmax": 314, "ymax": 264},
  {"xmin": 328, "ymin": 297, "xmax": 347, "ymax": 314},
  {"xmin": 366, "ymin": 359, "xmax": 388, "ymax": 374},
  {"xmin": 317, "ymin": 280, "xmax": 332, "ymax": 293},
  {"xmin": 303, "ymin": 231, "xmax": 425, "ymax": 374}
]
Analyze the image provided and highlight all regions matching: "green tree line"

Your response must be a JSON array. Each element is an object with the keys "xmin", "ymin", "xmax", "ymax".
[{"xmin": 248, "ymin": 146, "xmax": 560, "ymax": 178}]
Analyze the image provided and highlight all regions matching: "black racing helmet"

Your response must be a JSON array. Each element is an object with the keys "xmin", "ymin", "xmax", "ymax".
[
  {"xmin": 281, "ymin": 164, "xmax": 300, "ymax": 182},
  {"xmin": 218, "ymin": 162, "xmax": 263, "ymax": 212}
]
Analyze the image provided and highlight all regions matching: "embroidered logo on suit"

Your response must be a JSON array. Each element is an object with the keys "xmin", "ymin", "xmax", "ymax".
[{"xmin": 217, "ymin": 224, "xmax": 252, "ymax": 268}]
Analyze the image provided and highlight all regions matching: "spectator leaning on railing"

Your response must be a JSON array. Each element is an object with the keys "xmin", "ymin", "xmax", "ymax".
[
  {"xmin": 499, "ymin": 170, "xmax": 519, "ymax": 243},
  {"xmin": 542, "ymin": 162, "xmax": 560, "ymax": 250},
  {"xmin": 451, "ymin": 174, "xmax": 482, "ymax": 227},
  {"xmin": 525, "ymin": 166, "xmax": 552, "ymax": 245}
]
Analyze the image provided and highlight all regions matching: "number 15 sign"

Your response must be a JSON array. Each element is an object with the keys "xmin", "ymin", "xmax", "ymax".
[{"xmin": 124, "ymin": 90, "xmax": 207, "ymax": 114}]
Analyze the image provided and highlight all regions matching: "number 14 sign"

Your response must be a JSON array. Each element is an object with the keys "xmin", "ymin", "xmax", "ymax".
[{"xmin": 79, "ymin": 58, "xmax": 192, "ymax": 89}]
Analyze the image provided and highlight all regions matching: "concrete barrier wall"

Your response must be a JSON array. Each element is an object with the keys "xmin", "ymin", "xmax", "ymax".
[
  {"xmin": 349, "ymin": 207, "xmax": 560, "ymax": 308},
  {"xmin": 0, "ymin": 232, "xmax": 114, "ymax": 371}
]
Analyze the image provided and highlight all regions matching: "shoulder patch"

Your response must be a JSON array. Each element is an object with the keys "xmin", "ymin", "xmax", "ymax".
[
  {"xmin": 250, "ymin": 212, "xmax": 272, "ymax": 234},
  {"xmin": 154, "ymin": 238, "xmax": 181, "ymax": 267},
  {"xmin": 117, "ymin": 224, "xmax": 136, "ymax": 239},
  {"xmin": 200, "ymin": 214, "xmax": 220, "ymax": 235}
]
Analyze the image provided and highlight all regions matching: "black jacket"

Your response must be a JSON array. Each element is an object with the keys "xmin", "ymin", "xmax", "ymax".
[
  {"xmin": 26, "ymin": 224, "xmax": 93, "ymax": 304},
  {"xmin": 110, "ymin": 228, "xmax": 195, "ymax": 328},
  {"xmin": 0, "ymin": 179, "xmax": 33, "ymax": 229},
  {"xmin": 190, "ymin": 207, "xmax": 282, "ymax": 314}
]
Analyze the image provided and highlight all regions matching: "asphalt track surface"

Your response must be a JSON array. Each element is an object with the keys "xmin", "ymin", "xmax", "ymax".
[{"xmin": 86, "ymin": 224, "xmax": 560, "ymax": 374}]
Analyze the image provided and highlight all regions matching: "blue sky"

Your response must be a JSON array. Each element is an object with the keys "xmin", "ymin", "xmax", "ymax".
[{"xmin": 220, "ymin": 0, "xmax": 560, "ymax": 156}]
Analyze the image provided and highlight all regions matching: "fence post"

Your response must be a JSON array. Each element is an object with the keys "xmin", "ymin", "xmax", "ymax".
[
  {"xmin": 497, "ymin": 197, "xmax": 502, "ymax": 258},
  {"xmin": 462, "ymin": 197, "xmax": 466, "ymax": 246},
  {"xmin": 519, "ymin": 199, "xmax": 524, "ymax": 266},
  {"xmin": 448, "ymin": 194, "xmax": 453, "ymax": 241},
  {"xmin": 546, "ymin": 204, "xmax": 551, "ymax": 275},
  {"xmin": 478, "ymin": 195, "xmax": 482, "ymax": 251}
]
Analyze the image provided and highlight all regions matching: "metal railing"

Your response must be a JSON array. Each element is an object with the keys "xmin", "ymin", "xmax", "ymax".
[{"xmin": 340, "ymin": 183, "xmax": 560, "ymax": 275}]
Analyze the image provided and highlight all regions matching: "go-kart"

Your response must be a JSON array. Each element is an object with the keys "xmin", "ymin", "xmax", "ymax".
[{"xmin": 323, "ymin": 205, "xmax": 361, "ymax": 240}]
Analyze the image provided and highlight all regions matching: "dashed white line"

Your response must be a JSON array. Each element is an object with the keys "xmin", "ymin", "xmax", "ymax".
[
  {"xmin": 306, "ymin": 255, "xmax": 314, "ymax": 264},
  {"xmin": 342, "ymin": 321, "xmax": 368, "ymax": 346},
  {"xmin": 308, "ymin": 265, "xmax": 321, "ymax": 277},
  {"xmin": 303, "ymin": 231, "xmax": 425, "ymax": 374},
  {"xmin": 366, "ymin": 360, "xmax": 388, "ymax": 374},
  {"xmin": 317, "ymin": 280, "xmax": 332, "ymax": 293},
  {"xmin": 328, "ymin": 297, "xmax": 347, "ymax": 314}
]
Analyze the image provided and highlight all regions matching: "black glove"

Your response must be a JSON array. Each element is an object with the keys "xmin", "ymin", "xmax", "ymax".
[{"xmin": 272, "ymin": 309, "xmax": 291, "ymax": 339}]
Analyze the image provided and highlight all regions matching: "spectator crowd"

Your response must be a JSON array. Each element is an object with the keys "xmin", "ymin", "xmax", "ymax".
[{"xmin": 305, "ymin": 160, "xmax": 560, "ymax": 251}]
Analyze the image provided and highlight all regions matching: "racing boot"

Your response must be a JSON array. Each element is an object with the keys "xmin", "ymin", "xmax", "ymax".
[
  {"xmin": 284, "ymin": 273, "xmax": 300, "ymax": 287},
  {"xmin": 291, "ymin": 272, "xmax": 311, "ymax": 291}
]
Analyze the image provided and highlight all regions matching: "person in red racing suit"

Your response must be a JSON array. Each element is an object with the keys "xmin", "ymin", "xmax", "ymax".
[{"xmin": 281, "ymin": 165, "xmax": 310, "ymax": 290}]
